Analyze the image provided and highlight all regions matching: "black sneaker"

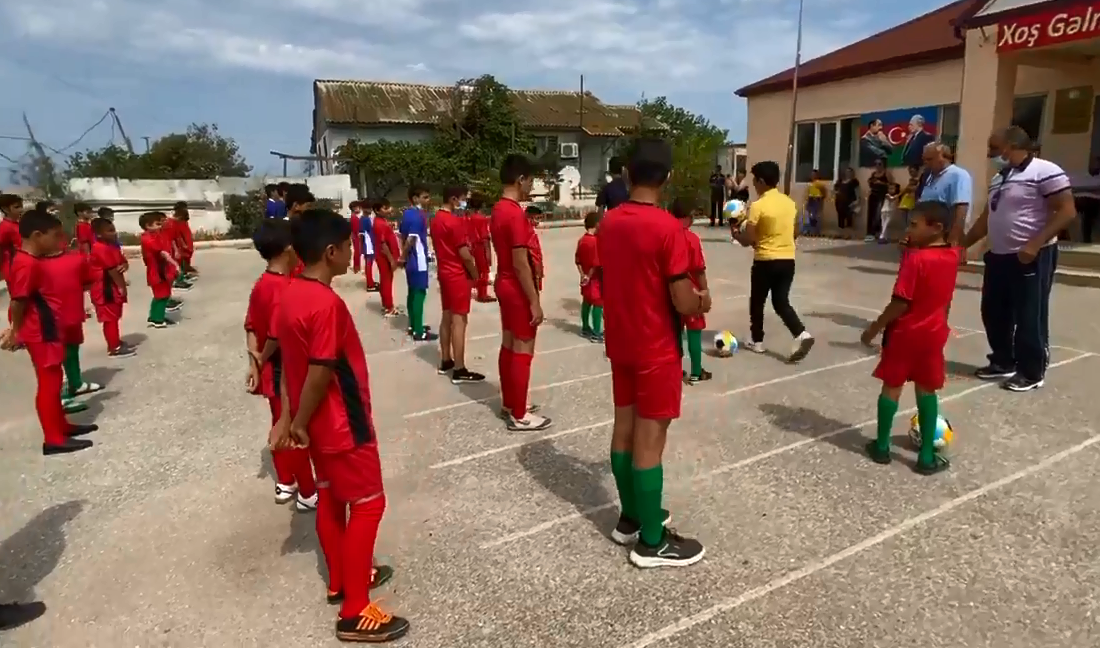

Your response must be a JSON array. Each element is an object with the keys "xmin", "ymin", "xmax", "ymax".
[
  {"xmin": 67, "ymin": 424, "xmax": 98, "ymax": 438},
  {"xmin": 498, "ymin": 404, "xmax": 539, "ymax": 420},
  {"xmin": 688, "ymin": 369, "xmax": 712, "ymax": 383},
  {"xmin": 406, "ymin": 325, "xmax": 432, "ymax": 336},
  {"xmin": 629, "ymin": 528, "xmax": 706, "ymax": 568},
  {"xmin": 335, "ymin": 604, "xmax": 410, "ymax": 643},
  {"xmin": 166, "ymin": 303, "xmax": 183, "ymax": 313},
  {"xmin": 366, "ymin": 285, "xmax": 380, "ymax": 293},
  {"xmin": 975, "ymin": 364, "xmax": 1016, "ymax": 380},
  {"xmin": 0, "ymin": 601, "xmax": 46, "ymax": 630},
  {"xmin": 413, "ymin": 331, "xmax": 438, "ymax": 342},
  {"xmin": 451, "ymin": 368, "xmax": 486, "ymax": 384},
  {"xmin": 610, "ymin": 509, "xmax": 672, "ymax": 545},
  {"xmin": 147, "ymin": 320, "xmax": 177, "ymax": 329},
  {"xmin": 437, "ymin": 360, "xmax": 455, "ymax": 375},
  {"xmin": 326, "ymin": 565, "xmax": 395, "ymax": 605},
  {"xmin": 1002, "ymin": 374, "xmax": 1044, "ymax": 392},
  {"xmin": 43, "ymin": 438, "xmax": 93, "ymax": 456},
  {"xmin": 589, "ymin": 332, "xmax": 605, "ymax": 344},
  {"xmin": 108, "ymin": 345, "xmax": 137, "ymax": 358}
]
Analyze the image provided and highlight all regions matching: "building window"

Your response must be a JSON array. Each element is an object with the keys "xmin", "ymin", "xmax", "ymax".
[
  {"xmin": 794, "ymin": 121, "xmax": 845, "ymax": 183},
  {"xmin": 940, "ymin": 104, "xmax": 960, "ymax": 152},
  {"xmin": 534, "ymin": 135, "xmax": 560, "ymax": 157},
  {"xmin": 1012, "ymin": 94, "xmax": 1047, "ymax": 144},
  {"xmin": 838, "ymin": 118, "xmax": 857, "ymax": 173},
  {"xmin": 734, "ymin": 153, "xmax": 747, "ymax": 174}
]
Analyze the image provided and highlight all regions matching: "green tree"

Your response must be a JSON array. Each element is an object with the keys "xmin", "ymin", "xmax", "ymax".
[
  {"xmin": 435, "ymin": 75, "xmax": 534, "ymax": 182},
  {"xmin": 336, "ymin": 139, "xmax": 458, "ymax": 199},
  {"xmin": 66, "ymin": 123, "xmax": 250, "ymax": 179}
]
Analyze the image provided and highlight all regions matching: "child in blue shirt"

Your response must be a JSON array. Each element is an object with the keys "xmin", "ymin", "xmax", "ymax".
[{"xmin": 398, "ymin": 184, "xmax": 436, "ymax": 342}]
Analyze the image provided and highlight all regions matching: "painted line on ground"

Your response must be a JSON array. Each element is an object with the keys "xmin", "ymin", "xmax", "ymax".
[
  {"xmin": 620, "ymin": 379, "xmax": 1100, "ymax": 647},
  {"xmin": 370, "ymin": 333, "xmax": 499, "ymax": 358},
  {"xmin": 479, "ymin": 350, "xmax": 1093, "ymax": 550}
]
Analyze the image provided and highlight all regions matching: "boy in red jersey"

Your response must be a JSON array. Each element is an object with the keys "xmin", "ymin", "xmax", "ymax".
[
  {"xmin": 271, "ymin": 208, "xmax": 407, "ymax": 643},
  {"xmin": 371, "ymin": 199, "xmax": 400, "ymax": 317},
  {"xmin": 671, "ymin": 200, "xmax": 712, "ymax": 383},
  {"xmin": 431, "ymin": 185, "xmax": 486, "ymax": 384},
  {"xmin": 166, "ymin": 203, "xmax": 193, "ymax": 291},
  {"xmin": 74, "ymin": 203, "xmax": 95, "ymax": 256},
  {"xmin": 349, "ymin": 201, "xmax": 362, "ymax": 274},
  {"xmin": 598, "ymin": 137, "xmax": 710, "ymax": 568},
  {"xmin": 861, "ymin": 200, "xmax": 960, "ymax": 475},
  {"xmin": 466, "ymin": 193, "xmax": 494, "ymax": 302},
  {"xmin": 140, "ymin": 212, "xmax": 181, "ymax": 328},
  {"xmin": 173, "ymin": 202, "xmax": 197, "ymax": 278},
  {"xmin": 245, "ymin": 220, "xmax": 318, "ymax": 511},
  {"xmin": 524, "ymin": 206, "xmax": 545, "ymax": 291},
  {"xmin": 0, "ymin": 194, "xmax": 23, "ymax": 287},
  {"xmin": 574, "ymin": 211, "xmax": 603, "ymax": 342},
  {"xmin": 491, "ymin": 155, "xmax": 551, "ymax": 432},
  {"xmin": 1, "ymin": 210, "xmax": 97, "ymax": 455},
  {"xmin": 89, "ymin": 218, "xmax": 136, "ymax": 358},
  {"xmin": 285, "ymin": 185, "xmax": 314, "ymax": 278},
  {"xmin": 41, "ymin": 241, "xmax": 106, "ymax": 402}
]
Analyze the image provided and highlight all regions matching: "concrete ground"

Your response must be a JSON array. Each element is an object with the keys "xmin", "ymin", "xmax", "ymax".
[{"xmin": 1, "ymin": 228, "xmax": 1099, "ymax": 648}]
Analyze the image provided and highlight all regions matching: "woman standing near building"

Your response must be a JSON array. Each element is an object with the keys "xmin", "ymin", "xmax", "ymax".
[
  {"xmin": 865, "ymin": 159, "xmax": 889, "ymax": 242},
  {"xmin": 834, "ymin": 167, "xmax": 859, "ymax": 231}
]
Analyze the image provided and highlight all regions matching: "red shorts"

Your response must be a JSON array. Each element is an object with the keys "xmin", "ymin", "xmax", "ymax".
[
  {"xmin": 611, "ymin": 360, "xmax": 683, "ymax": 420},
  {"xmin": 683, "ymin": 314, "xmax": 706, "ymax": 331},
  {"xmin": 315, "ymin": 445, "xmax": 384, "ymax": 504},
  {"xmin": 26, "ymin": 340, "xmax": 65, "ymax": 369},
  {"xmin": 495, "ymin": 278, "xmax": 537, "ymax": 340},
  {"xmin": 439, "ymin": 275, "xmax": 472, "ymax": 315},
  {"xmin": 150, "ymin": 282, "xmax": 172, "ymax": 299},
  {"xmin": 581, "ymin": 278, "xmax": 603, "ymax": 307},
  {"xmin": 63, "ymin": 324, "xmax": 83, "ymax": 345},
  {"xmin": 873, "ymin": 337, "xmax": 946, "ymax": 390},
  {"xmin": 95, "ymin": 303, "xmax": 123, "ymax": 323}
]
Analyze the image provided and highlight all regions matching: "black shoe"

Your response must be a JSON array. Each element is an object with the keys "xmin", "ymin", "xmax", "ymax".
[
  {"xmin": 147, "ymin": 320, "xmax": 177, "ymax": 329},
  {"xmin": 326, "ymin": 590, "xmax": 344, "ymax": 605},
  {"xmin": 67, "ymin": 424, "xmax": 98, "ymax": 438},
  {"xmin": 108, "ymin": 345, "xmax": 137, "ymax": 358},
  {"xmin": 413, "ymin": 331, "xmax": 438, "ymax": 342},
  {"xmin": 437, "ymin": 360, "xmax": 455, "ymax": 375},
  {"xmin": 335, "ymin": 605, "xmax": 410, "ymax": 643},
  {"xmin": 406, "ymin": 325, "xmax": 432, "ymax": 335},
  {"xmin": 366, "ymin": 285, "xmax": 380, "ymax": 293},
  {"xmin": 589, "ymin": 332, "xmax": 604, "ymax": 344},
  {"xmin": 913, "ymin": 454, "xmax": 951, "ymax": 476},
  {"xmin": 975, "ymin": 364, "xmax": 1015, "ymax": 380},
  {"xmin": 688, "ymin": 369, "xmax": 712, "ymax": 383},
  {"xmin": 0, "ymin": 601, "xmax": 46, "ymax": 630},
  {"xmin": 865, "ymin": 440, "xmax": 892, "ymax": 465},
  {"xmin": 451, "ymin": 368, "xmax": 486, "ymax": 384},
  {"xmin": 610, "ymin": 509, "xmax": 671, "ymax": 545},
  {"xmin": 43, "ymin": 438, "xmax": 93, "ymax": 455},
  {"xmin": 628, "ymin": 528, "xmax": 705, "ymax": 568},
  {"xmin": 1001, "ymin": 374, "xmax": 1044, "ymax": 392}
]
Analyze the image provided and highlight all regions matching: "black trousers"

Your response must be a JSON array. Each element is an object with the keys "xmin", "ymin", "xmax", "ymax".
[
  {"xmin": 709, "ymin": 195, "xmax": 724, "ymax": 225},
  {"xmin": 749, "ymin": 259, "xmax": 806, "ymax": 343},
  {"xmin": 866, "ymin": 194, "xmax": 884, "ymax": 237},
  {"xmin": 980, "ymin": 246, "xmax": 1057, "ymax": 380},
  {"xmin": 836, "ymin": 200, "xmax": 853, "ymax": 229}
]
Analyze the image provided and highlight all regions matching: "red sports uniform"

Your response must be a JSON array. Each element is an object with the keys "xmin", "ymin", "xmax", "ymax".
[
  {"xmin": 491, "ymin": 198, "xmax": 539, "ymax": 340},
  {"xmin": 276, "ymin": 277, "xmax": 385, "ymax": 620},
  {"xmin": 140, "ymin": 230, "xmax": 176, "ymax": 299},
  {"xmin": 291, "ymin": 259, "xmax": 305, "ymax": 278},
  {"xmin": 574, "ymin": 231, "xmax": 602, "ymax": 307},
  {"xmin": 8, "ymin": 251, "xmax": 69, "ymax": 445},
  {"xmin": 598, "ymin": 202, "xmax": 691, "ymax": 421},
  {"xmin": 873, "ymin": 245, "xmax": 960, "ymax": 390},
  {"xmin": 178, "ymin": 221, "xmax": 194, "ymax": 269},
  {"xmin": 468, "ymin": 213, "xmax": 492, "ymax": 300},
  {"xmin": 682, "ymin": 230, "xmax": 707, "ymax": 331},
  {"xmin": 75, "ymin": 221, "xmax": 95, "ymax": 255},
  {"xmin": 245, "ymin": 270, "xmax": 316, "ymax": 498},
  {"xmin": 430, "ymin": 209, "xmax": 472, "ymax": 315},
  {"xmin": 350, "ymin": 213, "xmax": 362, "ymax": 274},
  {"xmin": 90, "ymin": 240, "xmax": 127, "ymax": 350},
  {"xmin": 372, "ymin": 217, "xmax": 400, "ymax": 311},
  {"xmin": 0, "ymin": 218, "xmax": 21, "ymax": 283},
  {"xmin": 41, "ymin": 252, "xmax": 91, "ymax": 346},
  {"xmin": 529, "ymin": 227, "xmax": 544, "ymax": 292}
]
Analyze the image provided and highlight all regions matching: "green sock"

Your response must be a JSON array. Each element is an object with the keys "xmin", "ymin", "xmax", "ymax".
[
  {"xmin": 149, "ymin": 297, "xmax": 168, "ymax": 323},
  {"xmin": 610, "ymin": 451, "xmax": 636, "ymax": 520},
  {"xmin": 875, "ymin": 394, "xmax": 899, "ymax": 452},
  {"xmin": 410, "ymin": 289, "xmax": 427, "ymax": 335},
  {"xmin": 581, "ymin": 303, "xmax": 592, "ymax": 332},
  {"xmin": 687, "ymin": 329, "xmax": 703, "ymax": 377},
  {"xmin": 916, "ymin": 392, "xmax": 939, "ymax": 467},
  {"xmin": 591, "ymin": 306, "xmax": 603, "ymax": 334},
  {"xmin": 405, "ymin": 287, "xmax": 413, "ymax": 316},
  {"xmin": 63, "ymin": 344, "xmax": 82, "ymax": 397},
  {"xmin": 633, "ymin": 464, "xmax": 665, "ymax": 546}
]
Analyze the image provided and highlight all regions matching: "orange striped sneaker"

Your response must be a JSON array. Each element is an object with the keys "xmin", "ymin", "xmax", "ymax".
[{"xmin": 335, "ymin": 603, "xmax": 409, "ymax": 643}]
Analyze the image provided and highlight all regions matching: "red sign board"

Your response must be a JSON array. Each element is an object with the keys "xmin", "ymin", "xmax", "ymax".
[{"xmin": 998, "ymin": 1, "xmax": 1100, "ymax": 51}]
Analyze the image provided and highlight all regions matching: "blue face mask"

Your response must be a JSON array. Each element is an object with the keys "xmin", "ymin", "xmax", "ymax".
[
  {"xmin": 458, "ymin": 200, "xmax": 468, "ymax": 211},
  {"xmin": 991, "ymin": 155, "xmax": 1009, "ymax": 171}
]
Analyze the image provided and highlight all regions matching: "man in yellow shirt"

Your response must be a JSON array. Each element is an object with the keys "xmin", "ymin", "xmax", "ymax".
[{"xmin": 731, "ymin": 161, "xmax": 815, "ymax": 363}]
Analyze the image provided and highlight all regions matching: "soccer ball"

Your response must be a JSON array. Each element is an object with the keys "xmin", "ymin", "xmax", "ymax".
[
  {"xmin": 723, "ymin": 199, "xmax": 746, "ymax": 223},
  {"xmin": 713, "ymin": 331, "xmax": 738, "ymax": 355},
  {"xmin": 907, "ymin": 414, "xmax": 954, "ymax": 450}
]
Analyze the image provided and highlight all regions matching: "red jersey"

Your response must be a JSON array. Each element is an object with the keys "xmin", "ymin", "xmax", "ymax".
[
  {"xmin": 490, "ymin": 198, "xmax": 533, "ymax": 284},
  {"xmin": 75, "ymin": 221, "xmax": 95, "ymax": 254},
  {"xmin": 528, "ymin": 227, "xmax": 543, "ymax": 290},
  {"xmin": 685, "ymin": 229, "xmax": 706, "ymax": 290},
  {"xmin": 89, "ymin": 241, "xmax": 126, "ymax": 306},
  {"xmin": 888, "ymin": 245, "xmax": 960, "ymax": 344},
  {"xmin": 141, "ymin": 230, "xmax": 176, "ymax": 286},
  {"xmin": 40, "ymin": 252, "xmax": 90, "ymax": 329},
  {"xmin": 372, "ymin": 218, "xmax": 400, "ymax": 260},
  {"xmin": 275, "ymin": 277, "xmax": 378, "ymax": 456},
  {"xmin": 291, "ymin": 260, "xmax": 305, "ymax": 278},
  {"xmin": 0, "ymin": 218, "xmax": 21, "ymax": 281},
  {"xmin": 430, "ymin": 210, "xmax": 470, "ymax": 281},
  {"xmin": 467, "ymin": 213, "xmax": 490, "ymax": 243},
  {"xmin": 575, "ymin": 232, "xmax": 599, "ymax": 278},
  {"xmin": 178, "ymin": 221, "xmax": 194, "ymax": 257},
  {"xmin": 349, "ymin": 213, "xmax": 362, "ymax": 259},
  {"xmin": 245, "ymin": 270, "xmax": 291, "ymax": 398},
  {"xmin": 597, "ymin": 202, "xmax": 691, "ymax": 366},
  {"xmin": 7, "ymin": 251, "xmax": 61, "ymax": 343}
]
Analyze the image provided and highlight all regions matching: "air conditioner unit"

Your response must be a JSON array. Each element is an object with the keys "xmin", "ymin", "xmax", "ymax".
[{"xmin": 559, "ymin": 142, "xmax": 579, "ymax": 159}]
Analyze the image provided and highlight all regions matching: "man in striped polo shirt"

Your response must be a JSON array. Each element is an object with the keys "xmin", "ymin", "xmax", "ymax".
[{"xmin": 962, "ymin": 126, "xmax": 1077, "ymax": 392}]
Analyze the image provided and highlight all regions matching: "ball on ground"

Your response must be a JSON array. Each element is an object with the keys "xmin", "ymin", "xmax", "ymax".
[
  {"xmin": 713, "ymin": 330, "xmax": 738, "ymax": 356},
  {"xmin": 907, "ymin": 414, "xmax": 954, "ymax": 450}
]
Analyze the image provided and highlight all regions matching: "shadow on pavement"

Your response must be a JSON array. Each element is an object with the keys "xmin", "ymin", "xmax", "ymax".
[
  {"xmin": 0, "ymin": 501, "xmax": 85, "ymax": 606},
  {"xmin": 517, "ymin": 438, "xmax": 617, "ymax": 541},
  {"xmin": 758, "ymin": 403, "xmax": 917, "ymax": 468}
]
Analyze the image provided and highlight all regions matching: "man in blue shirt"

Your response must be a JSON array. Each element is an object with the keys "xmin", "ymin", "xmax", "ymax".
[
  {"xmin": 596, "ymin": 156, "xmax": 629, "ymax": 215},
  {"xmin": 917, "ymin": 143, "xmax": 971, "ymax": 245},
  {"xmin": 264, "ymin": 182, "xmax": 288, "ymax": 219},
  {"xmin": 399, "ymin": 184, "xmax": 437, "ymax": 342}
]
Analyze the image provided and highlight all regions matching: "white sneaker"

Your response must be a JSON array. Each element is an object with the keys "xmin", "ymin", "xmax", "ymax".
[
  {"xmin": 789, "ymin": 331, "xmax": 815, "ymax": 363},
  {"xmin": 295, "ymin": 491, "xmax": 319, "ymax": 512},
  {"xmin": 274, "ymin": 483, "xmax": 297, "ymax": 504},
  {"xmin": 743, "ymin": 341, "xmax": 766, "ymax": 354},
  {"xmin": 507, "ymin": 412, "xmax": 553, "ymax": 432}
]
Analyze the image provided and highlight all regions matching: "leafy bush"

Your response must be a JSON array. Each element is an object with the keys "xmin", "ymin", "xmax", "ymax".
[{"xmin": 225, "ymin": 190, "xmax": 264, "ymax": 238}]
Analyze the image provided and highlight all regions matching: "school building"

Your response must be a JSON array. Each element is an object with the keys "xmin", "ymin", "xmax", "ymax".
[{"xmin": 736, "ymin": 0, "xmax": 1100, "ymax": 251}]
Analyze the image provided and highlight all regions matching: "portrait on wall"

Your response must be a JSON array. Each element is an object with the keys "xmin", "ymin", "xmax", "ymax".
[{"xmin": 858, "ymin": 106, "xmax": 939, "ymax": 168}]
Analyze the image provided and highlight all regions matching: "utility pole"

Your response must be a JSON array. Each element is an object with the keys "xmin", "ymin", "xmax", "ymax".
[
  {"xmin": 142, "ymin": 137, "xmax": 151, "ymax": 153},
  {"xmin": 782, "ymin": 0, "xmax": 806, "ymax": 195}
]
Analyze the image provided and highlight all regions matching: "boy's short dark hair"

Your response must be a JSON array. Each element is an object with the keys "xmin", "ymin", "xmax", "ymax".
[
  {"xmin": 91, "ymin": 217, "xmax": 114, "ymax": 237},
  {"xmin": 583, "ymin": 211, "xmax": 600, "ymax": 230},
  {"xmin": 264, "ymin": 183, "xmax": 278, "ymax": 197},
  {"xmin": 467, "ymin": 192, "xmax": 486, "ymax": 211},
  {"xmin": 349, "ymin": 200, "xmax": 360, "ymax": 211},
  {"xmin": 407, "ymin": 183, "xmax": 429, "ymax": 202},
  {"xmin": 371, "ymin": 198, "xmax": 390, "ymax": 213},
  {"xmin": 668, "ymin": 197, "xmax": 696, "ymax": 220},
  {"xmin": 174, "ymin": 201, "xmax": 188, "ymax": 212},
  {"xmin": 284, "ymin": 184, "xmax": 314, "ymax": 210},
  {"xmin": 97, "ymin": 206, "xmax": 114, "ymax": 219},
  {"xmin": 0, "ymin": 194, "xmax": 21, "ymax": 212},
  {"xmin": 19, "ymin": 209, "xmax": 61, "ymax": 238},
  {"xmin": 74, "ymin": 202, "xmax": 92, "ymax": 214},
  {"xmin": 750, "ymin": 161, "xmax": 781, "ymax": 189},
  {"xmin": 276, "ymin": 182, "xmax": 290, "ymax": 194},
  {"xmin": 253, "ymin": 219, "xmax": 293, "ymax": 261},
  {"xmin": 911, "ymin": 200, "xmax": 954, "ymax": 234},
  {"xmin": 138, "ymin": 211, "xmax": 165, "ymax": 230},
  {"xmin": 500, "ymin": 154, "xmax": 536, "ymax": 185},
  {"xmin": 442, "ymin": 184, "xmax": 468, "ymax": 203},
  {"xmin": 290, "ymin": 208, "xmax": 352, "ymax": 264},
  {"xmin": 35, "ymin": 201, "xmax": 54, "ymax": 213},
  {"xmin": 608, "ymin": 156, "xmax": 623, "ymax": 175},
  {"xmin": 625, "ymin": 138, "xmax": 673, "ymax": 188}
]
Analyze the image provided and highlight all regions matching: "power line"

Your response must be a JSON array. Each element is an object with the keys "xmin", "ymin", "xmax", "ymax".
[{"xmin": 51, "ymin": 110, "xmax": 111, "ymax": 154}]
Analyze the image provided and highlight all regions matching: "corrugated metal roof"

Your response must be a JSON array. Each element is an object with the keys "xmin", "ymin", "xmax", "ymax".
[
  {"xmin": 973, "ymin": 0, "xmax": 1049, "ymax": 18},
  {"xmin": 314, "ymin": 80, "xmax": 655, "ymax": 137},
  {"xmin": 736, "ymin": 0, "xmax": 981, "ymax": 98}
]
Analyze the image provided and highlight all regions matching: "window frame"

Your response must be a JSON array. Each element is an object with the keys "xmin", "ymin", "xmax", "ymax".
[{"xmin": 794, "ymin": 119, "xmax": 849, "ymax": 183}]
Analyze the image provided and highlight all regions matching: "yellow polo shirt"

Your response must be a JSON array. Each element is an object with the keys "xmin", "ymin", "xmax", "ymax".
[{"xmin": 747, "ymin": 188, "xmax": 796, "ymax": 261}]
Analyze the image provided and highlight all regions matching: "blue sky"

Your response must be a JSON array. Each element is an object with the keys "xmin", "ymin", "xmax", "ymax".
[{"xmin": 0, "ymin": 0, "xmax": 951, "ymax": 179}]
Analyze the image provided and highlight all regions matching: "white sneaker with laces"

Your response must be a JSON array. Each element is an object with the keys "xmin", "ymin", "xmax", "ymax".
[
  {"xmin": 789, "ymin": 331, "xmax": 815, "ymax": 363},
  {"xmin": 296, "ymin": 491, "xmax": 319, "ymax": 511},
  {"xmin": 507, "ymin": 412, "xmax": 552, "ymax": 432},
  {"xmin": 275, "ymin": 483, "xmax": 297, "ymax": 504},
  {"xmin": 743, "ymin": 341, "xmax": 766, "ymax": 354}
]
